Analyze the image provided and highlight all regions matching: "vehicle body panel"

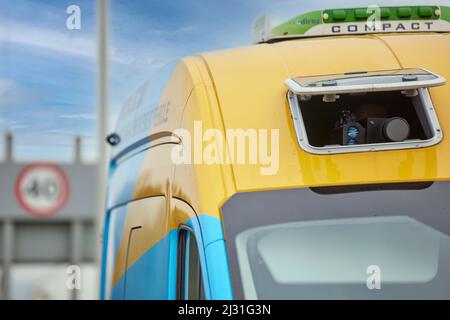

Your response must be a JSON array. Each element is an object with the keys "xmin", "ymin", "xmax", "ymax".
[{"xmin": 101, "ymin": 32, "xmax": 450, "ymax": 299}]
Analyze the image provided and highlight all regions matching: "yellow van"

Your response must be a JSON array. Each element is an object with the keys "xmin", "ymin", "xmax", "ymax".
[{"xmin": 101, "ymin": 5, "xmax": 450, "ymax": 299}]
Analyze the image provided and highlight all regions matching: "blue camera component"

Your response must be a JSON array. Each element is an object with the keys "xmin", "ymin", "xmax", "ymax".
[{"xmin": 346, "ymin": 126, "xmax": 360, "ymax": 145}]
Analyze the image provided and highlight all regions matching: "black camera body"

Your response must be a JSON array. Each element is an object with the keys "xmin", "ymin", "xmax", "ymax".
[
  {"xmin": 362, "ymin": 117, "xmax": 411, "ymax": 144},
  {"xmin": 334, "ymin": 110, "xmax": 410, "ymax": 146}
]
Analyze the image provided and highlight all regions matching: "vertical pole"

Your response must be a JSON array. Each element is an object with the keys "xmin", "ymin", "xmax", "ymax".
[
  {"xmin": 1, "ymin": 221, "xmax": 13, "ymax": 300},
  {"xmin": 96, "ymin": 0, "xmax": 109, "ymax": 299},
  {"xmin": 5, "ymin": 132, "xmax": 13, "ymax": 163},
  {"xmin": 69, "ymin": 221, "xmax": 83, "ymax": 300},
  {"xmin": 74, "ymin": 136, "xmax": 82, "ymax": 163}
]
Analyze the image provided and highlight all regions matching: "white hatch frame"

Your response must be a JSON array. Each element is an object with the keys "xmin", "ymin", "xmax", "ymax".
[{"xmin": 286, "ymin": 68, "xmax": 446, "ymax": 155}]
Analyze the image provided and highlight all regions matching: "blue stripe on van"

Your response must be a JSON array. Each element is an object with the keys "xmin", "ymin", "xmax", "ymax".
[
  {"xmin": 205, "ymin": 239, "xmax": 234, "ymax": 300},
  {"xmin": 111, "ymin": 229, "xmax": 178, "ymax": 300},
  {"xmin": 103, "ymin": 205, "xmax": 129, "ymax": 299},
  {"xmin": 100, "ymin": 209, "xmax": 111, "ymax": 300},
  {"xmin": 196, "ymin": 214, "xmax": 233, "ymax": 300},
  {"xmin": 109, "ymin": 214, "xmax": 233, "ymax": 300}
]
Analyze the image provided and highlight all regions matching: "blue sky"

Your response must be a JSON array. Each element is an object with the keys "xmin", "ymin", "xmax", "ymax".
[{"xmin": 0, "ymin": 0, "xmax": 448, "ymax": 162}]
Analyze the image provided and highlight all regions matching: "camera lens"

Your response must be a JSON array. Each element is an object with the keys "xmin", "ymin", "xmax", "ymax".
[{"xmin": 383, "ymin": 117, "xmax": 410, "ymax": 142}]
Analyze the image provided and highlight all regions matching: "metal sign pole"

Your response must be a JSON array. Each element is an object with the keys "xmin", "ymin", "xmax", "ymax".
[
  {"xmin": 1, "ymin": 221, "xmax": 13, "ymax": 300},
  {"xmin": 95, "ymin": 0, "xmax": 109, "ymax": 300}
]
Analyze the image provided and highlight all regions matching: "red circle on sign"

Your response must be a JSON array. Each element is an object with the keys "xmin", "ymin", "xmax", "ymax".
[{"xmin": 15, "ymin": 163, "xmax": 70, "ymax": 218}]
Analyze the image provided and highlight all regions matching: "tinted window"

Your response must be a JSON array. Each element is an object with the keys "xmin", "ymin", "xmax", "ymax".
[{"xmin": 222, "ymin": 181, "xmax": 450, "ymax": 299}]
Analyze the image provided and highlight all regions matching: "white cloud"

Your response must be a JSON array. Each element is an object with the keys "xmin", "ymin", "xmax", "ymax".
[
  {"xmin": 0, "ymin": 20, "xmax": 183, "ymax": 67},
  {"xmin": 0, "ymin": 21, "xmax": 96, "ymax": 58},
  {"xmin": 45, "ymin": 129, "xmax": 94, "ymax": 137},
  {"xmin": 59, "ymin": 113, "xmax": 96, "ymax": 120},
  {"xmin": 143, "ymin": 25, "xmax": 198, "ymax": 37}
]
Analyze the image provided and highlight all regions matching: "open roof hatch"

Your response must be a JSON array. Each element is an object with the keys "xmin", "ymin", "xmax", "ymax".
[{"xmin": 286, "ymin": 68, "xmax": 446, "ymax": 154}]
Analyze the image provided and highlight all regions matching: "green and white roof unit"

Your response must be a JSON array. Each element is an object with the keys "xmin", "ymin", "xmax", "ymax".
[{"xmin": 253, "ymin": 5, "xmax": 450, "ymax": 43}]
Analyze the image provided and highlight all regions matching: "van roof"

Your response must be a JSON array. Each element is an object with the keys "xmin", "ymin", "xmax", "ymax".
[
  {"xmin": 199, "ymin": 32, "xmax": 450, "ymax": 190},
  {"xmin": 253, "ymin": 5, "xmax": 450, "ymax": 43}
]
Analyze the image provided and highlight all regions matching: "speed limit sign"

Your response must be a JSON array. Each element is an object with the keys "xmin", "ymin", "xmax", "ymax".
[{"xmin": 15, "ymin": 163, "xmax": 69, "ymax": 217}]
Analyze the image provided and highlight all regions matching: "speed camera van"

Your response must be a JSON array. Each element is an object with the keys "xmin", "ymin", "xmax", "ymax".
[{"xmin": 101, "ymin": 5, "xmax": 450, "ymax": 299}]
